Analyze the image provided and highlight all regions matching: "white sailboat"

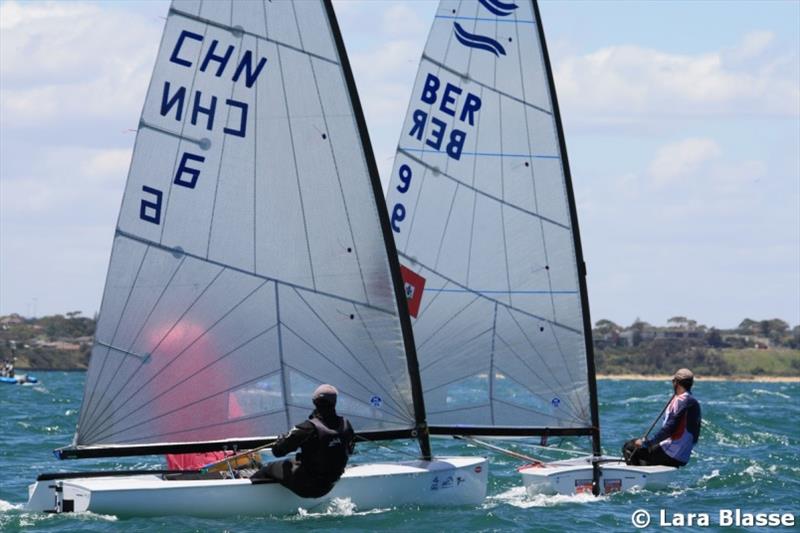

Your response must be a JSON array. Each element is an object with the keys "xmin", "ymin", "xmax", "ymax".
[
  {"xmin": 385, "ymin": 0, "xmax": 675, "ymax": 496},
  {"xmin": 25, "ymin": 0, "xmax": 487, "ymax": 516}
]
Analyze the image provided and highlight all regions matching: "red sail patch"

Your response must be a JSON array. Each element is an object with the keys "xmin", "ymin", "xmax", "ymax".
[{"xmin": 400, "ymin": 265, "xmax": 426, "ymax": 318}]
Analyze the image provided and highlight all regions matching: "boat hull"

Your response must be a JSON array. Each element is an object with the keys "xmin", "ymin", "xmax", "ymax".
[
  {"xmin": 0, "ymin": 374, "xmax": 37, "ymax": 384},
  {"xmin": 519, "ymin": 456, "xmax": 676, "ymax": 495},
  {"xmin": 27, "ymin": 456, "xmax": 487, "ymax": 516}
]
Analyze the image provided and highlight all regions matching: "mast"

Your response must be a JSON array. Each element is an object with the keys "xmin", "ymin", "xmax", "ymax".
[
  {"xmin": 531, "ymin": 0, "xmax": 602, "ymax": 494},
  {"xmin": 322, "ymin": 0, "xmax": 432, "ymax": 460}
]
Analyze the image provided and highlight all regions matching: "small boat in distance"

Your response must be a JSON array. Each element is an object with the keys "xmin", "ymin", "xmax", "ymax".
[
  {"xmin": 26, "ymin": 0, "xmax": 487, "ymax": 516},
  {"xmin": 385, "ymin": 0, "xmax": 676, "ymax": 495}
]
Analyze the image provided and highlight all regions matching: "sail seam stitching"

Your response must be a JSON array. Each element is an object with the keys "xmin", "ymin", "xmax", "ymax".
[
  {"xmin": 170, "ymin": 8, "xmax": 340, "ymax": 66},
  {"xmin": 420, "ymin": 54, "xmax": 551, "ymax": 115},
  {"xmin": 114, "ymin": 230, "xmax": 393, "ymax": 315},
  {"xmin": 398, "ymin": 148, "xmax": 570, "ymax": 230},
  {"xmin": 400, "ymin": 252, "xmax": 582, "ymax": 335}
]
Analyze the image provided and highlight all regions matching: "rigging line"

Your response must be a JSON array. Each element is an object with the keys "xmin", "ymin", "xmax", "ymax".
[
  {"xmin": 78, "ymin": 246, "xmax": 152, "ymax": 434},
  {"xmin": 501, "ymin": 304, "xmax": 575, "ymax": 398},
  {"xmin": 401, "ymin": 253, "xmax": 582, "ymax": 335},
  {"xmin": 158, "ymin": 18, "xmax": 209, "ymax": 245},
  {"xmin": 83, "ymin": 322, "xmax": 279, "ymax": 444},
  {"xmin": 292, "ymin": 1, "xmax": 371, "ymax": 308},
  {"xmin": 81, "ymin": 266, "xmax": 227, "ymax": 440},
  {"xmin": 416, "ymin": 293, "xmax": 482, "ymax": 350},
  {"xmin": 275, "ymin": 45, "xmax": 317, "ymax": 291},
  {"xmin": 353, "ymin": 306, "xmax": 415, "ymax": 421},
  {"xmin": 169, "ymin": 7, "xmax": 339, "ymax": 66},
  {"xmin": 419, "ymin": 326, "xmax": 494, "ymax": 373},
  {"xmin": 91, "ymin": 278, "xmax": 271, "ymax": 438},
  {"xmin": 79, "ymin": 250, "xmax": 187, "ymax": 435},
  {"xmin": 290, "ymin": 287, "xmax": 413, "ymax": 420},
  {"xmin": 278, "ymin": 323, "xmax": 411, "ymax": 423},
  {"xmin": 494, "ymin": 331, "xmax": 584, "ymax": 421},
  {"xmin": 420, "ymin": 55, "xmax": 551, "ymax": 117},
  {"xmin": 204, "ymin": 33, "xmax": 245, "ymax": 261},
  {"xmin": 398, "ymin": 148, "xmax": 571, "ymax": 231},
  {"xmin": 115, "ymin": 230, "xmax": 394, "ymax": 315},
  {"xmin": 121, "ymin": 407, "xmax": 286, "ymax": 444},
  {"xmin": 138, "ymin": 122, "xmax": 207, "ymax": 147}
]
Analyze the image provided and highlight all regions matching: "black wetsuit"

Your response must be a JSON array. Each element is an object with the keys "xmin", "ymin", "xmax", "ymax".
[{"xmin": 251, "ymin": 409, "xmax": 355, "ymax": 498}]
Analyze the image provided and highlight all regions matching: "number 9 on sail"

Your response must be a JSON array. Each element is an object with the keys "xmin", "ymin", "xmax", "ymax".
[{"xmin": 391, "ymin": 203, "xmax": 406, "ymax": 233}]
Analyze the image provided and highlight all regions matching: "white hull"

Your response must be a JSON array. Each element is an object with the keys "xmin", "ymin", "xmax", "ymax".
[
  {"xmin": 27, "ymin": 456, "xmax": 487, "ymax": 517},
  {"xmin": 519, "ymin": 456, "xmax": 676, "ymax": 495}
]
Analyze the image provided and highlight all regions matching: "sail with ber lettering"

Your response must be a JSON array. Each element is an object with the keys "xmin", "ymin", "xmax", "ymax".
[
  {"xmin": 69, "ymin": 0, "xmax": 421, "ymax": 456},
  {"xmin": 386, "ymin": 0, "xmax": 599, "ymax": 437}
]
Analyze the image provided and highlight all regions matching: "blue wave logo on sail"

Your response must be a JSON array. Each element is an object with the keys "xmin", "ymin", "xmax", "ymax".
[
  {"xmin": 478, "ymin": 0, "xmax": 518, "ymax": 17},
  {"xmin": 453, "ymin": 22, "xmax": 506, "ymax": 57}
]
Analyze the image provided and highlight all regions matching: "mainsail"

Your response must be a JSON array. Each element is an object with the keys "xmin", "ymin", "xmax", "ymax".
[
  {"xmin": 68, "ymin": 0, "xmax": 426, "ymax": 458},
  {"xmin": 386, "ymin": 0, "xmax": 599, "ymax": 440}
]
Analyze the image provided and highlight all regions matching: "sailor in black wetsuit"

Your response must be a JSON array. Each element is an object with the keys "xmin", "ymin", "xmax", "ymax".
[{"xmin": 251, "ymin": 384, "xmax": 355, "ymax": 498}]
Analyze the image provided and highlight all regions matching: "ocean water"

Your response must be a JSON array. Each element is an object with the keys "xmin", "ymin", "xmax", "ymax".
[{"xmin": 1, "ymin": 373, "xmax": 797, "ymax": 531}]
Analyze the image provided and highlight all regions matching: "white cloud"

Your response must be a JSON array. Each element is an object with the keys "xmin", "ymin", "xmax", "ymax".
[
  {"xmin": 554, "ymin": 32, "xmax": 800, "ymax": 130},
  {"xmin": 81, "ymin": 148, "xmax": 132, "ymax": 180},
  {"xmin": 0, "ymin": 1, "xmax": 162, "ymax": 123},
  {"xmin": 647, "ymin": 138, "xmax": 721, "ymax": 186}
]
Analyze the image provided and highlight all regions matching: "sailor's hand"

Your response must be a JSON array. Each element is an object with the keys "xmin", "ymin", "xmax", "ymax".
[{"xmin": 634, "ymin": 438, "xmax": 643, "ymax": 448}]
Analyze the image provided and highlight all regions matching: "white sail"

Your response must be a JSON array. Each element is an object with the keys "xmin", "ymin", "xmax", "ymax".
[
  {"xmin": 386, "ymin": 0, "xmax": 594, "ymax": 432},
  {"xmin": 74, "ymin": 0, "xmax": 418, "ymax": 451}
]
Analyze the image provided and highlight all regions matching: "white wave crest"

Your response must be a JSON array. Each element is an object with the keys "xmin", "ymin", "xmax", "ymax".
[
  {"xmin": 698, "ymin": 469, "xmax": 720, "ymax": 484},
  {"xmin": 290, "ymin": 498, "xmax": 391, "ymax": 519},
  {"xmin": 486, "ymin": 486, "xmax": 603, "ymax": 509},
  {"xmin": 0, "ymin": 499, "xmax": 23, "ymax": 512}
]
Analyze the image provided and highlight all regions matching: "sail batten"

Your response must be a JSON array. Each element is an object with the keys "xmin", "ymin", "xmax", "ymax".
[
  {"xmin": 74, "ymin": 0, "xmax": 422, "ymax": 454},
  {"xmin": 387, "ymin": 0, "xmax": 593, "ymax": 433}
]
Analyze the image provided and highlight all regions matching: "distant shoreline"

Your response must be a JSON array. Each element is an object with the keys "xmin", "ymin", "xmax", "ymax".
[{"xmin": 598, "ymin": 373, "xmax": 800, "ymax": 383}]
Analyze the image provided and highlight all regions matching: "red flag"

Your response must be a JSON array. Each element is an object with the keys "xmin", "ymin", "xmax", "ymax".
[{"xmin": 400, "ymin": 265, "xmax": 425, "ymax": 318}]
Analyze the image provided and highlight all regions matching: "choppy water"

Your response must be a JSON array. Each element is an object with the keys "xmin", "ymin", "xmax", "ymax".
[{"xmin": 1, "ymin": 373, "xmax": 797, "ymax": 531}]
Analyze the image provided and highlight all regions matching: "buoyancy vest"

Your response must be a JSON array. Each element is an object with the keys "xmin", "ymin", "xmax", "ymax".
[{"xmin": 297, "ymin": 416, "xmax": 352, "ymax": 479}]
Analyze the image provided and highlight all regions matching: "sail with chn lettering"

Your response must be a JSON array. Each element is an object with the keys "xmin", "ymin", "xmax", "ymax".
[
  {"xmin": 386, "ymin": 0, "xmax": 599, "ymax": 438},
  {"xmin": 68, "ymin": 0, "xmax": 422, "ymax": 457}
]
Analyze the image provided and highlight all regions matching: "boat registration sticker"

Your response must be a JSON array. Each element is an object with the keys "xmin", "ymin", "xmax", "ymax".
[
  {"xmin": 574, "ymin": 479, "xmax": 593, "ymax": 494},
  {"xmin": 604, "ymin": 479, "xmax": 622, "ymax": 493}
]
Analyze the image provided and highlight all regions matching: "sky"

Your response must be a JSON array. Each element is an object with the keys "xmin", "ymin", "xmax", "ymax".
[{"xmin": 1, "ymin": 0, "xmax": 798, "ymax": 329}]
